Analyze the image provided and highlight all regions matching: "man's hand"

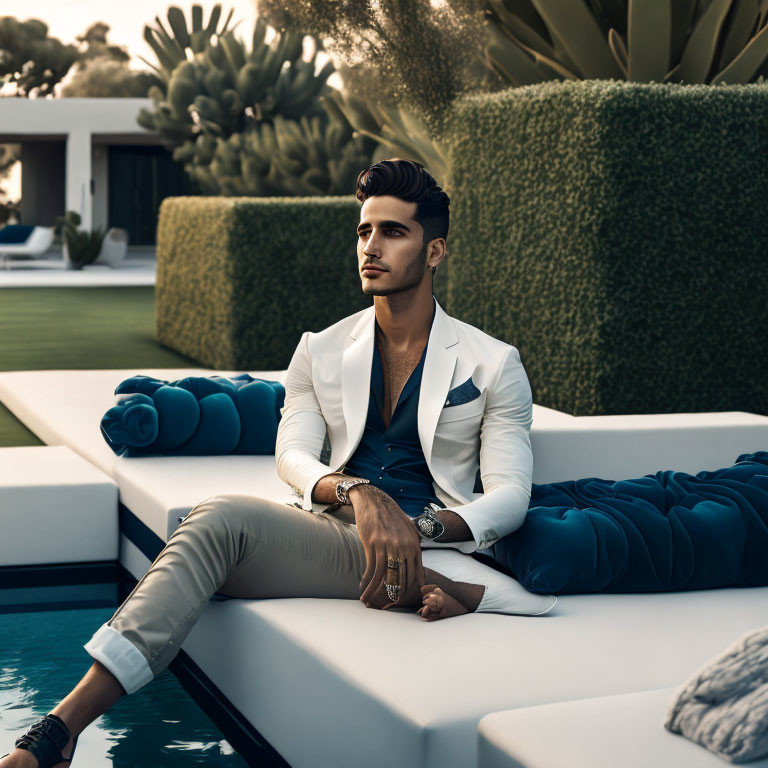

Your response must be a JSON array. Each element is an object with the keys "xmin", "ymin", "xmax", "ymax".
[{"xmin": 350, "ymin": 484, "xmax": 426, "ymax": 609}]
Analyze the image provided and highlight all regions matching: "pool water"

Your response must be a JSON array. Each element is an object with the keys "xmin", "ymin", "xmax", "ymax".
[{"xmin": 0, "ymin": 607, "xmax": 249, "ymax": 766}]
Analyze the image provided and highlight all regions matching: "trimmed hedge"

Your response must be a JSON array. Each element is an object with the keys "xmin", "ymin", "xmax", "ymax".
[
  {"xmin": 446, "ymin": 80, "xmax": 768, "ymax": 416},
  {"xmin": 155, "ymin": 196, "xmax": 450, "ymax": 370}
]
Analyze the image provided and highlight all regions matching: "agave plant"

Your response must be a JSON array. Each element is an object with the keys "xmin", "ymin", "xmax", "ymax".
[
  {"xmin": 323, "ymin": 90, "xmax": 450, "ymax": 186},
  {"xmin": 486, "ymin": 0, "xmax": 768, "ymax": 85},
  {"xmin": 54, "ymin": 211, "xmax": 105, "ymax": 269}
]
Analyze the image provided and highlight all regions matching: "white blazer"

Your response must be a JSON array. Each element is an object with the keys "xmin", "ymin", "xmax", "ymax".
[{"xmin": 274, "ymin": 296, "xmax": 534, "ymax": 554}]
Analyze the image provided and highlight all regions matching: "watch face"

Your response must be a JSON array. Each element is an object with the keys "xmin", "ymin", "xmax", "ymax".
[{"xmin": 417, "ymin": 514, "xmax": 443, "ymax": 539}]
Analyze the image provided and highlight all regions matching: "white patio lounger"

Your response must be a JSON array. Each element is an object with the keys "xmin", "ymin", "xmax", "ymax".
[{"xmin": 0, "ymin": 225, "xmax": 55, "ymax": 268}]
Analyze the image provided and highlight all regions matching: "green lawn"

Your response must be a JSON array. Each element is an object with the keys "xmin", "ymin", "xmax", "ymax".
[{"xmin": 0, "ymin": 287, "xmax": 197, "ymax": 447}]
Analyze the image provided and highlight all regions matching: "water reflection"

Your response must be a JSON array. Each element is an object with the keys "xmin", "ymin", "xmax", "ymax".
[{"xmin": 0, "ymin": 608, "xmax": 247, "ymax": 766}]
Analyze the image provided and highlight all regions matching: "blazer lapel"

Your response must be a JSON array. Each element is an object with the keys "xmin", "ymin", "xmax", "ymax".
[
  {"xmin": 340, "ymin": 305, "xmax": 376, "ymax": 465},
  {"xmin": 418, "ymin": 297, "xmax": 459, "ymax": 467}
]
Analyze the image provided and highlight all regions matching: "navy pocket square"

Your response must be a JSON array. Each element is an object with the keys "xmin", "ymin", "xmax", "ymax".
[{"xmin": 444, "ymin": 377, "xmax": 481, "ymax": 407}]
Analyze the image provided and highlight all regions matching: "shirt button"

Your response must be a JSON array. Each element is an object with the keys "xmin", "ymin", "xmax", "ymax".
[
  {"xmin": 381, "ymin": 466, "xmax": 385, "ymax": 470},
  {"xmin": 387, "ymin": 447, "xmax": 392, "ymax": 452},
  {"xmin": 378, "ymin": 476, "xmax": 383, "ymax": 480}
]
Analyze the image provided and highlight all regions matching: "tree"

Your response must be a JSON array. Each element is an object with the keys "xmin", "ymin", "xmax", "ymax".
[
  {"xmin": 61, "ymin": 22, "xmax": 161, "ymax": 98},
  {"xmin": 254, "ymin": 0, "xmax": 493, "ymax": 139},
  {"xmin": 73, "ymin": 22, "xmax": 131, "ymax": 68},
  {"xmin": 0, "ymin": 17, "xmax": 79, "ymax": 96}
]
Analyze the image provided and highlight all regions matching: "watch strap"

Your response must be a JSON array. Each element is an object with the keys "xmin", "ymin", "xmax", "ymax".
[{"xmin": 335, "ymin": 477, "xmax": 370, "ymax": 505}]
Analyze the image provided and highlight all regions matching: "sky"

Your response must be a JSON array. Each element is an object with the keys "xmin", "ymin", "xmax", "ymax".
[{"xmin": 2, "ymin": 0, "xmax": 259, "ymax": 68}]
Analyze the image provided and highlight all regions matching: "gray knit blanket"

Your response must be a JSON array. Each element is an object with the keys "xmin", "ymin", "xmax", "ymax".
[{"xmin": 665, "ymin": 625, "xmax": 768, "ymax": 763}]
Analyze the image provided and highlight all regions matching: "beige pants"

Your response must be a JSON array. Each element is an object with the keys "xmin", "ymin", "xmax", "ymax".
[{"xmin": 106, "ymin": 494, "xmax": 369, "ymax": 679}]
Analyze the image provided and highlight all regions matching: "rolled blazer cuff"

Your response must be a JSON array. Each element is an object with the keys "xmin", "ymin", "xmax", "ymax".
[{"xmin": 443, "ymin": 483, "xmax": 531, "ymax": 551}]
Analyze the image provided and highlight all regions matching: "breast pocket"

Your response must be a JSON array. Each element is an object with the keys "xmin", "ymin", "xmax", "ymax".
[{"xmin": 437, "ymin": 395, "xmax": 486, "ymax": 424}]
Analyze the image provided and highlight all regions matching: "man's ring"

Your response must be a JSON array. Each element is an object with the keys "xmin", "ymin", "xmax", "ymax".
[
  {"xmin": 385, "ymin": 583, "xmax": 401, "ymax": 602},
  {"xmin": 387, "ymin": 556, "xmax": 402, "ymax": 570}
]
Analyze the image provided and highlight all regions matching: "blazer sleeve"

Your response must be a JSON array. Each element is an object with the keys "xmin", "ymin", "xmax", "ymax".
[
  {"xmin": 435, "ymin": 345, "xmax": 533, "ymax": 553},
  {"xmin": 274, "ymin": 331, "xmax": 335, "ymax": 511}
]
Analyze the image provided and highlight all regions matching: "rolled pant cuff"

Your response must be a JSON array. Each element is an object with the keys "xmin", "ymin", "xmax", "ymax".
[{"xmin": 84, "ymin": 623, "xmax": 154, "ymax": 695}]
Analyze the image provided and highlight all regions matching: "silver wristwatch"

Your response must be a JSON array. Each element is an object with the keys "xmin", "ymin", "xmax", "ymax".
[
  {"xmin": 335, "ymin": 477, "xmax": 370, "ymax": 505},
  {"xmin": 413, "ymin": 502, "xmax": 446, "ymax": 541}
]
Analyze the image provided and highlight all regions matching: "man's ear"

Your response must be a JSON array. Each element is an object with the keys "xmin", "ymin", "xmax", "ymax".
[{"xmin": 428, "ymin": 238, "xmax": 447, "ymax": 270}]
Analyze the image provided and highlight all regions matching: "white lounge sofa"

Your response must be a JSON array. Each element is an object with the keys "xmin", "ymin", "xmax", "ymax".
[{"xmin": 0, "ymin": 367, "xmax": 766, "ymax": 768}]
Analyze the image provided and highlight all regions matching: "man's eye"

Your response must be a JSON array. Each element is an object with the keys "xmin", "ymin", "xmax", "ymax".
[{"xmin": 387, "ymin": 229, "xmax": 402, "ymax": 236}]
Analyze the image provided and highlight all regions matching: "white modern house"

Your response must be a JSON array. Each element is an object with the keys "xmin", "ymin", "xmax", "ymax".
[{"xmin": 0, "ymin": 98, "xmax": 193, "ymax": 244}]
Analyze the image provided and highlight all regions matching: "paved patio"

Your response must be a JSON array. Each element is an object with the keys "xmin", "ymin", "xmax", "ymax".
[{"xmin": 0, "ymin": 246, "xmax": 156, "ymax": 288}]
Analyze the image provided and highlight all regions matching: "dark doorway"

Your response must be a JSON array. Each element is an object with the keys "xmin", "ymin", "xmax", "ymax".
[
  {"xmin": 20, "ymin": 141, "xmax": 66, "ymax": 227},
  {"xmin": 108, "ymin": 146, "xmax": 196, "ymax": 245}
]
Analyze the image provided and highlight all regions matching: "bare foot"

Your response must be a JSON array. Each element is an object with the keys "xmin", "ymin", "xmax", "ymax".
[{"xmin": 418, "ymin": 584, "xmax": 470, "ymax": 620}]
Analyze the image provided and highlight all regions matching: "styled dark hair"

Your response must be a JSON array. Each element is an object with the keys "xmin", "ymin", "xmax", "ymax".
[{"xmin": 355, "ymin": 158, "xmax": 450, "ymax": 247}]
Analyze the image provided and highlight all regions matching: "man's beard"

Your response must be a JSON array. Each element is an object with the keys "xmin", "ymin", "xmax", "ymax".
[{"xmin": 362, "ymin": 242, "xmax": 429, "ymax": 296}]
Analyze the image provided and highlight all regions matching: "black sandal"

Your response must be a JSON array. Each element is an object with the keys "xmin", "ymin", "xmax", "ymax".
[{"xmin": 2, "ymin": 713, "xmax": 79, "ymax": 766}]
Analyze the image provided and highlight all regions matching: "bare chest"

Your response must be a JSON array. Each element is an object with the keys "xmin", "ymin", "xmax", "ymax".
[{"xmin": 378, "ymin": 340, "xmax": 425, "ymax": 430}]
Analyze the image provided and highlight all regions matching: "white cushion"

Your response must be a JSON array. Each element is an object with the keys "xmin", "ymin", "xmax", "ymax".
[
  {"xmin": 183, "ymin": 589, "xmax": 768, "ymax": 768},
  {"xmin": 114, "ymin": 453, "xmax": 291, "ymax": 541},
  {"xmin": 0, "ymin": 445, "xmax": 117, "ymax": 565},
  {"xmin": 477, "ymin": 687, "xmax": 768, "ymax": 768},
  {"xmin": 531, "ymin": 410, "xmax": 768, "ymax": 483}
]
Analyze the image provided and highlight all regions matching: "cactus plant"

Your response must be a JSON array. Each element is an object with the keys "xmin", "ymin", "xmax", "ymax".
[
  {"xmin": 138, "ymin": 18, "xmax": 333, "ymax": 148},
  {"xmin": 136, "ymin": 11, "xmax": 372, "ymax": 197},
  {"xmin": 139, "ymin": 4, "xmax": 237, "ymax": 89},
  {"xmin": 175, "ymin": 110, "xmax": 376, "ymax": 196}
]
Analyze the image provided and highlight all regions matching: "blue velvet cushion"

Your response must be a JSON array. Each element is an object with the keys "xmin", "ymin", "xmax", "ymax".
[
  {"xmin": 0, "ymin": 225, "xmax": 34, "ymax": 244},
  {"xmin": 490, "ymin": 451, "xmax": 768, "ymax": 594},
  {"xmin": 100, "ymin": 374, "xmax": 285, "ymax": 457}
]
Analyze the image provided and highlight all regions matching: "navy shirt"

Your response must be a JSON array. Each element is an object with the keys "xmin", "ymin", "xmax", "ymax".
[{"xmin": 343, "ymin": 302, "xmax": 443, "ymax": 517}]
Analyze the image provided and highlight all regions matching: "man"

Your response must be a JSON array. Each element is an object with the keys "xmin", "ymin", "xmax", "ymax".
[
  {"xmin": 276, "ymin": 158, "xmax": 537, "ymax": 610},
  {"xmin": 1, "ymin": 159, "xmax": 549, "ymax": 768}
]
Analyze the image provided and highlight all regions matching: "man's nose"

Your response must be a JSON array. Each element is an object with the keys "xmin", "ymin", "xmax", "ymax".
[{"xmin": 363, "ymin": 229, "xmax": 382, "ymax": 256}]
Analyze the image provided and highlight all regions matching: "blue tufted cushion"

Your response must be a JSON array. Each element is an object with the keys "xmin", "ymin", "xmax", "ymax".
[
  {"xmin": 100, "ymin": 374, "xmax": 285, "ymax": 457},
  {"xmin": 490, "ymin": 451, "xmax": 768, "ymax": 594}
]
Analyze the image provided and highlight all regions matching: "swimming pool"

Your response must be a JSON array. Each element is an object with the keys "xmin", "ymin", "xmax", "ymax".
[{"xmin": 0, "ymin": 605, "xmax": 249, "ymax": 766}]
